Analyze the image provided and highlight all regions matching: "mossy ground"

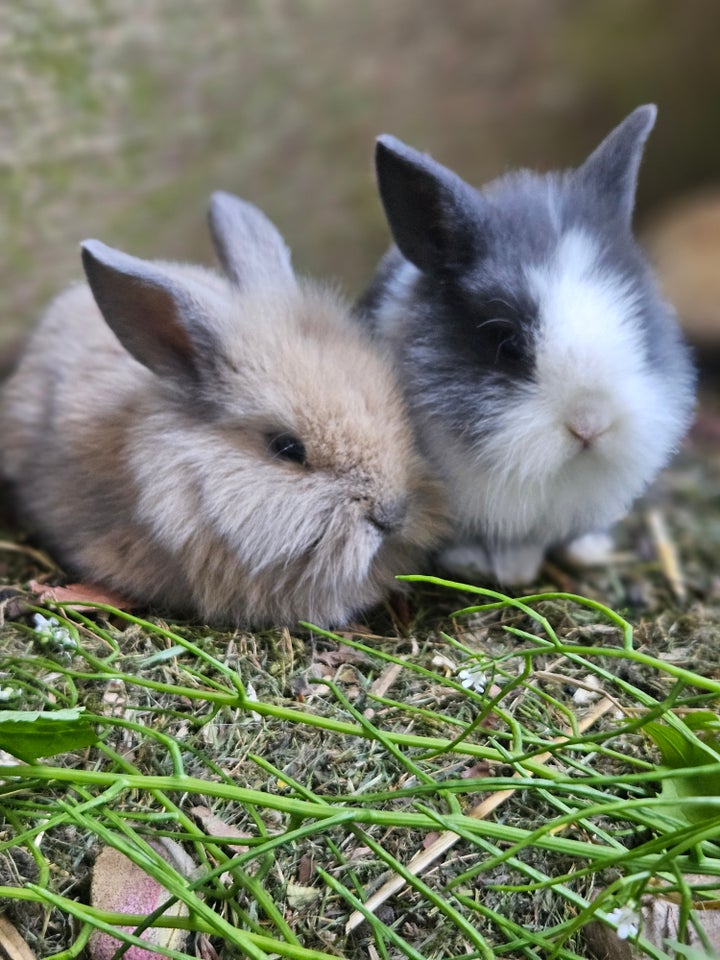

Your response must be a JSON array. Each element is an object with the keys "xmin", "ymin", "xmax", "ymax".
[{"xmin": 0, "ymin": 391, "xmax": 719, "ymax": 959}]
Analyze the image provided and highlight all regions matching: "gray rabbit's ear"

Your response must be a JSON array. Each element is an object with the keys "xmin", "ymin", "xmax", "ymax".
[
  {"xmin": 81, "ymin": 239, "xmax": 223, "ymax": 383},
  {"xmin": 374, "ymin": 135, "xmax": 483, "ymax": 273},
  {"xmin": 575, "ymin": 104, "xmax": 657, "ymax": 225},
  {"xmin": 208, "ymin": 191, "xmax": 296, "ymax": 289}
]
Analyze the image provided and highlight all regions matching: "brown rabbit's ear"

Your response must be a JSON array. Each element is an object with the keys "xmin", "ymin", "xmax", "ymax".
[
  {"xmin": 81, "ymin": 239, "xmax": 223, "ymax": 383},
  {"xmin": 207, "ymin": 191, "xmax": 296, "ymax": 289}
]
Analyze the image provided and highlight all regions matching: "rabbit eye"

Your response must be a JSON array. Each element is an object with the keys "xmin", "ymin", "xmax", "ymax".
[
  {"xmin": 497, "ymin": 336, "xmax": 523, "ymax": 362},
  {"xmin": 475, "ymin": 317, "xmax": 523, "ymax": 365},
  {"xmin": 267, "ymin": 432, "xmax": 308, "ymax": 467}
]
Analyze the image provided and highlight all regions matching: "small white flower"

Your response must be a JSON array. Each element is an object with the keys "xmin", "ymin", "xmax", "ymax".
[
  {"xmin": 32, "ymin": 613, "xmax": 76, "ymax": 651},
  {"xmin": 457, "ymin": 664, "xmax": 487, "ymax": 694},
  {"xmin": 606, "ymin": 904, "xmax": 640, "ymax": 940},
  {"xmin": 0, "ymin": 686, "xmax": 20, "ymax": 702}
]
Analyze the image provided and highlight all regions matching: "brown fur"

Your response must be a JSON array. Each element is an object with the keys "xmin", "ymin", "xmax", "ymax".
[{"xmin": 1, "ymin": 194, "xmax": 446, "ymax": 626}]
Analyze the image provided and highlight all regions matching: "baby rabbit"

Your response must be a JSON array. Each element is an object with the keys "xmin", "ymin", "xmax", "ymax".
[
  {"xmin": 358, "ymin": 105, "xmax": 696, "ymax": 584},
  {"xmin": 1, "ymin": 192, "xmax": 446, "ymax": 626}
]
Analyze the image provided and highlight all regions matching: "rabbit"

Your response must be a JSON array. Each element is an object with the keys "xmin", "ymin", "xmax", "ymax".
[
  {"xmin": 357, "ymin": 105, "xmax": 696, "ymax": 584},
  {"xmin": 0, "ymin": 192, "xmax": 446, "ymax": 627}
]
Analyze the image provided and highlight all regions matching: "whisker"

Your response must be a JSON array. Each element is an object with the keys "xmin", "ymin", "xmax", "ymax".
[
  {"xmin": 475, "ymin": 317, "xmax": 516, "ymax": 332},
  {"xmin": 486, "ymin": 297, "xmax": 517, "ymax": 312}
]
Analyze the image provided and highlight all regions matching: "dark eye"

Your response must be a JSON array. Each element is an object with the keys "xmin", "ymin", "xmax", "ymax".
[
  {"xmin": 267, "ymin": 432, "xmax": 308, "ymax": 466},
  {"xmin": 475, "ymin": 317, "xmax": 524, "ymax": 366},
  {"xmin": 497, "ymin": 335, "xmax": 523, "ymax": 363}
]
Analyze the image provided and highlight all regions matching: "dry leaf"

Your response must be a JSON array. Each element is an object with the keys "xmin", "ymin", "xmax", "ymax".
[
  {"xmin": 348, "ymin": 845, "xmax": 372, "ymax": 860},
  {"xmin": 286, "ymin": 882, "xmax": 321, "ymax": 910},
  {"xmin": 101, "ymin": 679, "xmax": 128, "ymax": 718},
  {"xmin": 0, "ymin": 915, "xmax": 36, "ymax": 960},
  {"xmin": 190, "ymin": 805, "xmax": 250, "ymax": 854},
  {"xmin": 297, "ymin": 852, "xmax": 314, "ymax": 885},
  {"xmin": 290, "ymin": 675, "xmax": 315, "ymax": 700},
  {"xmin": 461, "ymin": 760, "xmax": 491, "ymax": 779},
  {"xmin": 89, "ymin": 838, "xmax": 197, "ymax": 960},
  {"xmin": 584, "ymin": 883, "xmax": 720, "ymax": 959},
  {"xmin": 641, "ymin": 893, "xmax": 720, "ymax": 949},
  {"xmin": 314, "ymin": 647, "xmax": 370, "ymax": 669},
  {"xmin": 422, "ymin": 831, "xmax": 441, "ymax": 850},
  {"xmin": 196, "ymin": 934, "xmax": 221, "ymax": 960},
  {"xmin": 28, "ymin": 580, "xmax": 132, "ymax": 611}
]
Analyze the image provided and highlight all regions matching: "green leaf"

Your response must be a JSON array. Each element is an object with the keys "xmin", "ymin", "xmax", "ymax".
[
  {"xmin": 645, "ymin": 717, "xmax": 720, "ymax": 768},
  {"xmin": 0, "ymin": 708, "xmax": 99, "ymax": 762},
  {"xmin": 684, "ymin": 711, "xmax": 720, "ymax": 733},
  {"xmin": 645, "ymin": 715, "xmax": 720, "ymax": 825},
  {"xmin": 645, "ymin": 721, "xmax": 693, "ymax": 767}
]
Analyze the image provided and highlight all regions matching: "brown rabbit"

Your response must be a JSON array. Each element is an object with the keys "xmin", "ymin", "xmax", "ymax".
[{"xmin": 1, "ymin": 193, "xmax": 446, "ymax": 626}]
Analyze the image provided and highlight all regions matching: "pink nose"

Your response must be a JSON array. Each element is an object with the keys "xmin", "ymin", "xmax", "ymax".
[
  {"xmin": 567, "ymin": 424, "xmax": 595, "ymax": 449},
  {"xmin": 566, "ymin": 414, "xmax": 611, "ymax": 449}
]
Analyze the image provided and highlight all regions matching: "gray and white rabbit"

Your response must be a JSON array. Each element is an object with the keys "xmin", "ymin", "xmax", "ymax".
[
  {"xmin": 1, "ymin": 192, "xmax": 446, "ymax": 626},
  {"xmin": 358, "ymin": 105, "xmax": 696, "ymax": 583}
]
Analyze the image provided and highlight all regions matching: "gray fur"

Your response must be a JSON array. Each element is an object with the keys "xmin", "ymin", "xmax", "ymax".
[{"xmin": 359, "ymin": 106, "xmax": 696, "ymax": 583}]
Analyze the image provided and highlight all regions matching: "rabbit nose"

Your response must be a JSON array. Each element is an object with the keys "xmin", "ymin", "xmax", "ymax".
[
  {"xmin": 367, "ymin": 496, "xmax": 409, "ymax": 535},
  {"xmin": 565, "ymin": 411, "xmax": 612, "ymax": 449}
]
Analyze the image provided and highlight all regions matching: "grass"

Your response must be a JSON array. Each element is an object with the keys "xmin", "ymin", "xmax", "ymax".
[
  {"xmin": 0, "ymin": 436, "xmax": 718, "ymax": 958},
  {"xmin": 1, "ymin": 571, "xmax": 720, "ymax": 959}
]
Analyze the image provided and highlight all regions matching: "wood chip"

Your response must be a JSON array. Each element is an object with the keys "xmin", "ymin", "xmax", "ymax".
[
  {"xmin": 369, "ymin": 662, "xmax": 405, "ymax": 699},
  {"xmin": 0, "ymin": 915, "xmax": 37, "ymax": 960},
  {"xmin": 645, "ymin": 509, "xmax": 686, "ymax": 602}
]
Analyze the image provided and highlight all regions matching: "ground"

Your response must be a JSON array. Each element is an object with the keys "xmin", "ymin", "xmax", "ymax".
[{"xmin": 0, "ymin": 387, "xmax": 718, "ymax": 960}]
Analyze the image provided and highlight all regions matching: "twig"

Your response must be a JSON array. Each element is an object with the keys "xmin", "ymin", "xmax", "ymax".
[
  {"xmin": 0, "ymin": 540, "xmax": 58, "ymax": 572},
  {"xmin": 646, "ymin": 509, "xmax": 686, "ymax": 603},
  {"xmin": 345, "ymin": 696, "xmax": 615, "ymax": 933}
]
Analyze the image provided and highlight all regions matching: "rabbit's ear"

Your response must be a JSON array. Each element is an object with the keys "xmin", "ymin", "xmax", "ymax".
[
  {"xmin": 575, "ymin": 104, "xmax": 657, "ymax": 227},
  {"xmin": 374, "ymin": 135, "xmax": 483, "ymax": 274},
  {"xmin": 208, "ymin": 191, "xmax": 296, "ymax": 289},
  {"xmin": 81, "ymin": 239, "xmax": 223, "ymax": 383}
]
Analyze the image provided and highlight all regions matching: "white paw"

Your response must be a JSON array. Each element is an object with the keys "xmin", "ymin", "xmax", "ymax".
[
  {"xmin": 562, "ymin": 531, "xmax": 614, "ymax": 567},
  {"xmin": 439, "ymin": 542, "xmax": 545, "ymax": 586},
  {"xmin": 439, "ymin": 543, "xmax": 493, "ymax": 579},
  {"xmin": 490, "ymin": 543, "xmax": 545, "ymax": 585}
]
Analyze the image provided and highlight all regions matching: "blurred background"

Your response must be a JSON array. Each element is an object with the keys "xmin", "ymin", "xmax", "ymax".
[{"xmin": 2, "ymin": 0, "xmax": 720, "ymax": 367}]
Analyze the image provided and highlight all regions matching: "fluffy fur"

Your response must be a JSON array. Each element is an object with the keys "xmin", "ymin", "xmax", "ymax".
[
  {"xmin": 1, "ymin": 192, "xmax": 446, "ymax": 626},
  {"xmin": 358, "ymin": 105, "xmax": 696, "ymax": 583}
]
